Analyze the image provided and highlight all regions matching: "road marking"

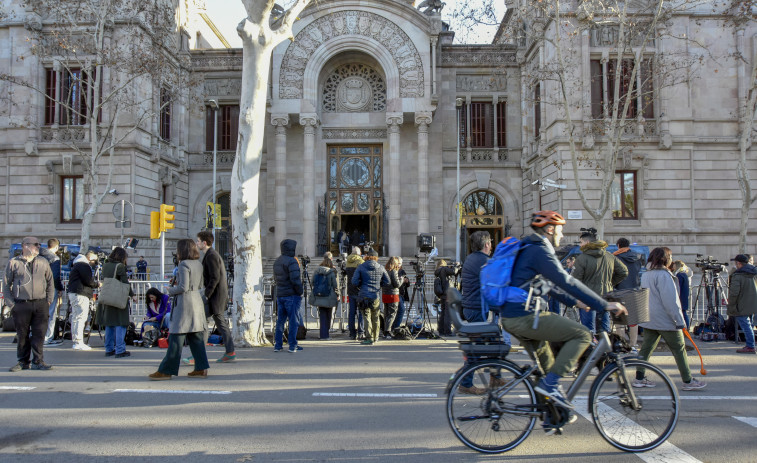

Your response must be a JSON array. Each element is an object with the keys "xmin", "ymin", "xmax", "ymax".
[
  {"xmin": 0, "ymin": 386, "xmax": 36, "ymax": 391},
  {"xmin": 733, "ymin": 416, "xmax": 757, "ymax": 428},
  {"xmin": 573, "ymin": 398, "xmax": 701, "ymax": 463},
  {"xmin": 313, "ymin": 392, "xmax": 437, "ymax": 398},
  {"xmin": 113, "ymin": 389, "xmax": 231, "ymax": 395}
]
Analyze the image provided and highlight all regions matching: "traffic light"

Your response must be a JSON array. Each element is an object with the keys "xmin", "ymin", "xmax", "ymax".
[
  {"xmin": 160, "ymin": 204, "xmax": 175, "ymax": 232},
  {"xmin": 150, "ymin": 211, "xmax": 161, "ymax": 239}
]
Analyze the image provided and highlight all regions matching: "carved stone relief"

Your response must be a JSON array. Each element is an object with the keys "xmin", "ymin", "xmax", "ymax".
[
  {"xmin": 322, "ymin": 128, "xmax": 387, "ymax": 139},
  {"xmin": 456, "ymin": 74, "xmax": 507, "ymax": 92},
  {"xmin": 323, "ymin": 63, "xmax": 386, "ymax": 112},
  {"xmin": 279, "ymin": 11, "xmax": 424, "ymax": 99},
  {"xmin": 204, "ymin": 79, "xmax": 242, "ymax": 96}
]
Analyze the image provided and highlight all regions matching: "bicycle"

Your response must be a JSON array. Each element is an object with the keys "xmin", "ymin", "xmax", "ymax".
[{"xmin": 444, "ymin": 289, "xmax": 680, "ymax": 454}]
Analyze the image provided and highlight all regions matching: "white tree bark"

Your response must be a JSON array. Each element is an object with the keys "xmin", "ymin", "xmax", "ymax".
[
  {"xmin": 737, "ymin": 48, "xmax": 757, "ymax": 252},
  {"xmin": 231, "ymin": 0, "xmax": 312, "ymax": 347}
]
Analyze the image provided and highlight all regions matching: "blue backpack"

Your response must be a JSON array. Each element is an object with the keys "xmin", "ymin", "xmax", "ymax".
[
  {"xmin": 313, "ymin": 272, "xmax": 330, "ymax": 297},
  {"xmin": 480, "ymin": 237, "xmax": 530, "ymax": 316}
]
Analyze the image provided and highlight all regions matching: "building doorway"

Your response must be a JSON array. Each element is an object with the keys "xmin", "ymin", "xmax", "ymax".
[
  {"xmin": 462, "ymin": 190, "xmax": 504, "ymax": 255},
  {"xmin": 327, "ymin": 145, "xmax": 383, "ymax": 255}
]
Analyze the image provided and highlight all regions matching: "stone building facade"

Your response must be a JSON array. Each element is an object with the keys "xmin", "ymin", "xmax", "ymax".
[{"xmin": 0, "ymin": 0, "xmax": 755, "ymax": 270}]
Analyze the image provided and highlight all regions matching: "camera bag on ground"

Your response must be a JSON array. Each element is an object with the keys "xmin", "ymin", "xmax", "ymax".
[
  {"xmin": 124, "ymin": 322, "xmax": 138, "ymax": 345},
  {"xmin": 392, "ymin": 325, "xmax": 412, "ymax": 340},
  {"xmin": 142, "ymin": 326, "xmax": 159, "ymax": 347},
  {"xmin": 479, "ymin": 237, "xmax": 529, "ymax": 317},
  {"xmin": 312, "ymin": 273, "xmax": 330, "ymax": 297}
]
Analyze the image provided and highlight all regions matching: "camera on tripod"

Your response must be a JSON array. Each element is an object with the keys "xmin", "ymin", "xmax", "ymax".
[
  {"xmin": 298, "ymin": 255, "xmax": 311, "ymax": 267},
  {"xmin": 363, "ymin": 241, "xmax": 375, "ymax": 254},
  {"xmin": 417, "ymin": 233, "xmax": 435, "ymax": 253},
  {"xmin": 334, "ymin": 253, "xmax": 347, "ymax": 274},
  {"xmin": 408, "ymin": 257, "xmax": 425, "ymax": 275},
  {"xmin": 695, "ymin": 254, "xmax": 727, "ymax": 272}
]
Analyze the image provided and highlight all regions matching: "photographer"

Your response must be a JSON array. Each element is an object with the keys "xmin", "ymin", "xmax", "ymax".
[
  {"xmin": 434, "ymin": 259, "xmax": 458, "ymax": 336},
  {"xmin": 351, "ymin": 249, "xmax": 389, "ymax": 345}
]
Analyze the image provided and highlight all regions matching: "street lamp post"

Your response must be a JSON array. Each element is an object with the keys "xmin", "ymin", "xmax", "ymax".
[
  {"xmin": 455, "ymin": 98, "xmax": 463, "ymax": 263},
  {"xmin": 207, "ymin": 99, "xmax": 219, "ymax": 249}
]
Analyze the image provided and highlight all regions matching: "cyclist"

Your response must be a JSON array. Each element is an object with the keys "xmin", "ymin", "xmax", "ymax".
[{"xmin": 499, "ymin": 211, "xmax": 626, "ymax": 410}]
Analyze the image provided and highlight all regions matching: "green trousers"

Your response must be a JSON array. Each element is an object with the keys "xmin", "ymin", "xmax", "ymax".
[
  {"xmin": 501, "ymin": 311, "xmax": 592, "ymax": 377},
  {"xmin": 361, "ymin": 298, "xmax": 381, "ymax": 342},
  {"xmin": 637, "ymin": 328, "xmax": 691, "ymax": 383}
]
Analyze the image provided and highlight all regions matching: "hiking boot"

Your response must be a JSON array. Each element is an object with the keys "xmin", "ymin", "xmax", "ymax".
[
  {"xmin": 457, "ymin": 385, "xmax": 486, "ymax": 395},
  {"xmin": 681, "ymin": 378, "xmax": 706, "ymax": 391},
  {"xmin": 632, "ymin": 377, "xmax": 656, "ymax": 388},
  {"xmin": 148, "ymin": 371, "xmax": 171, "ymax": 381},
  {"xmin": 188, "ymin": 369, "xmax": 208, "ymax": 378},
  {"xmin": 9, "ymin": 362, "xmax": 30, "ymax": 372},
  {"xmin": 181, "ymin": 356, "xmax": 194, "ymax": 365},
  {"xmin": 217, "ymin": 353, "xmax": 236, "ymax": 363},
  {"xmin": 535, "ymin": 380, "xmax": 574, "ymax": 409},
  {"xmin": 736, "ymin": 347, "xmax": 756, "ymax": 354},
  {"xmin": 31, "ymin": 362, "xmax": 53, "ymax": 370}
]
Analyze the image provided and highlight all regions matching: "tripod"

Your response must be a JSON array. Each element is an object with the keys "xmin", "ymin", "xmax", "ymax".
[
  {"xmin": 693, "ymin": 268, "xmax": 728, "ymax": 339},
  {"xmin": 404, "ymin": 261, "xmax": 438, "ymax": 340}
]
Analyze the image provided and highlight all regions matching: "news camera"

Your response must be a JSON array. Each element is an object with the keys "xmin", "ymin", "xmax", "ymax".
[
  {"xmin": 695, "ymin": 254, "xmax": 727, "ymax": 273},
  {"xmin": 298, "ymin": 255, "xmax": 311, "ymax": 267},
  {"xmin": 417, "ymin": 233, "xmax": 436, "ymax": 253},
  {"xmin": 580, "ymin": 227, "xmax": 598, "ymax": 239}
]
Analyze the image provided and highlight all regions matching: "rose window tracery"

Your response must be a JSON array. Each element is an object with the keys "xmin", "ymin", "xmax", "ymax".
[{"xmin": 322, "ymin": 64, "xmax": 386, "ymax": 112}]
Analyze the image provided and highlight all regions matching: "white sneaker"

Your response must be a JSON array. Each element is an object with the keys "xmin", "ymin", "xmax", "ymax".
[
  {"xmin": 72, "ymin": 343, "xmax": 92, "ymax": 351},
  {"xmin": 681, "ymin": 378, "xmax": 706, "ymax": 391},
  {"xmin": 632, "ymin": 377, "xmax": 656, "ymax": 388}
]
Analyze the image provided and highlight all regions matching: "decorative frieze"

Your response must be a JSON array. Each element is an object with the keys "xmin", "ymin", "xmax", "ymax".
[
  {"xmin": 192, "ymin": 55, "xmax": 243, "ymax": 71},
  {"xmin": 456, "ymin": 74, "xmax": 508, "ymax": 92},
  {"xmin": 279, "ymin": 11, "xmax": 424, "ymax": 99},
  {"xmin": 441, "ymin": 48, "xmax": 517, "ymax": 66},
  {"xmin": 322, "ymin": 128, "xmax": 387, "ymax": 139},
  {"xmin": 204, "ymin": 79, "xmax": 242, "ymax": 96}
]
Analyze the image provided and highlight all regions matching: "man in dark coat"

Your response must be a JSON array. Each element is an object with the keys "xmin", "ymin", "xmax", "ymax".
[
  {"xmin": 345, "ymin": 247, "xmax": 365, "ymax": 339},
  {"xmin": 728, "ymin": 254, "xmax": 757, "ymax": 354},
  {"xmin": 273, "ymin": 239, "xmax": 304, "ymax": 353},
  {"xmin": 196, "ymin": 231, "xmax": 233, "ymax": 362},
  {"xmin": 613, "ymin": 237, "xmax": 645, "ymax": 290},
  {"xmin": 42, "ymin": 238, "xmax": 64, "ymax": 346},
  {"xmin": 351, "ymin": 248, "xmax": 389, "ymax": 344}
]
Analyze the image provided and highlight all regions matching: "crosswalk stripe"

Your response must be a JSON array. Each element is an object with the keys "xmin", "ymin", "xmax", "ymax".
[
  {"xmin": 573, "ymin": 398, "xmax": 701, "ymax": 463},
  {"xmin": 313, "ymin": 392, "xmax": 437, "ymax": 398},
  {"xmin": 0, "ymin": 386, "xmax": 36, "ymax": 391},
  {"xmin": 733, "ymin": 416, "xmax": 757, "ymax": 428},
  {"xmin": 113, "ymin": 389, "xmax": 231, "ymax": 395}
]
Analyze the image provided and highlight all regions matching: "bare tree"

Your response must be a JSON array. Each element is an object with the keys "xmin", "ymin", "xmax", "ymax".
[
  {"xmin": 230, "ymin": 0, "xmax": 312, "ymax": 346},
  {"xmin": 731, "ymin": 0, "xmax": 757, "ymax": 251},
  {"xmin": 501, "ymin": 0, "xmax": 703, "ymax": 237},
  {"xmin": 1, "ymin": 0, "xmax": 185, "ymax": 250}
]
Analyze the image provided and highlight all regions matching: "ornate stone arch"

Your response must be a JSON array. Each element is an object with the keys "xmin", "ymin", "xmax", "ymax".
[
  {"xmin": 447, "ymin": 172, "xmax": 521, "ymax": 227},
  {"xmin": 279, "ymin": 10, "xmax": 424, "ymax": 100}
]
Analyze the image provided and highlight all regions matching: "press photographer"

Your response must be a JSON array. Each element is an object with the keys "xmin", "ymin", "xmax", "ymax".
[{"xmin": 434, "ymin": 259, "xmax": 460, "ymax": 336}]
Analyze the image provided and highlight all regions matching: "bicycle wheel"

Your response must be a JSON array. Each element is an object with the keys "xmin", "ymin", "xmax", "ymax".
[
  {"xmin": 589, "ymin": 359, "xmax": 679, "ymax": 452},
  {"xmin": 447, "ymin": 360, "xmax": 537, "ymax": 453}
]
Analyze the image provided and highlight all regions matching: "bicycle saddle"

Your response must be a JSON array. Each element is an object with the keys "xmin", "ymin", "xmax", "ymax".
[{"xmin": 446, "ymin": 288, "xmax": 501, "ymax": 336}]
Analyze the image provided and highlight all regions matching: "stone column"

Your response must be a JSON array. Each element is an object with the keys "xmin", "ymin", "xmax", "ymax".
[
  {"xmin": 300, "ymin": 113, "xmax": 318, "ymax": 256},
  {"xmin": 386, "ymin": 113, "xmax": 403, "ymax": 256},
  {"xmin": 53, "ymin": 61, "xmax": 61, "ymax": 126},
  {"xmin": 431, "ymin": 37, "xmax": 438, "ymax": 95},
  {"xmin": 415, "ymin": 112, "xmax": 432, "ymax": 235},
  {"xmin": 271, "ymin": 114, "xmax": 289, "ymax": 248}
]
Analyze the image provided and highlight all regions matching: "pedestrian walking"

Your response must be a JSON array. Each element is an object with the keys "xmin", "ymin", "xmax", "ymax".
[
  {"xmin": 149, "ymin": 239, "xmax": 209, "ymax": 380},
  {"xmin": 5, "ymin": 237, "xmax": 54, "ymax": 371}
]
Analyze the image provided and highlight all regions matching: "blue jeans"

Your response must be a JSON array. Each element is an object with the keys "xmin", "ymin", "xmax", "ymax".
[
  {"xmin": 44, "ymin": 289, "xmax": 60, "ymax": 342},
  {"xmin": 104, "ymin": 325, "xmax": 127, "ymax": 354},
  {"xmin": 392, "ymin": 297, "xmax": 406, "ymax": 330},
  {"xmin": 159, "ymin": 332, "xmax": 209, "ymax": 375},
  {"xmin": 275, "ymin": 296, "xmax": 301, "ymax": 350},
  {"xmin": 580, "ymin": 308, "xmax": 611, "ymax": 334},
  {"xmin": 736, "ymin": 316, "xmax": 755, "ymax": 349},
  {"xmin": 348, "ymin": 296, "xmax": 364, "ymax": 338}
]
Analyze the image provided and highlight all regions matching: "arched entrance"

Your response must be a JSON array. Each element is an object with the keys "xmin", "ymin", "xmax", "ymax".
[
  {"xmin": 327, "ymin": 145, "xmax": 384, "ymax": 255},
  {"xmin": 215, "ymin": 193, "xmax": 232, "ymax": 261},
  {"xmin": 462, "ymin": 190, "xmax": 505, "ymax": 254}
]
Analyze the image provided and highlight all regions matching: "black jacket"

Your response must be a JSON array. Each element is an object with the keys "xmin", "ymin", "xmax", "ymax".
[
  {"xmin": 502, "ymin": 233, "xmax": 608, "ymax": 318},
  {"xmin": 435, "ymin": 265, "xmax": 456, "ymax": 300},
  {"xmin": 273, "ymin": 239, "xmax": 303, "ymax": 297},
  {"xmin": 614, "ymin": 249, "xmax": 645, "ymax": 289},
  {"xmin": 67, "ymin": 256, "xmax": 99, "ymax": 298},
  {"xmin": 202, "ymin": 247, "xmax": 229, "ymax": 315},
  {"xmin": 461, "ymin": 251, "xmax": 489, "ymax": 311}
]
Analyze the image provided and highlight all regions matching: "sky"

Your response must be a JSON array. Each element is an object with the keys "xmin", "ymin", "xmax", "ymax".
[{"xmin": 205, "ymin": 0, "xmax": 505, "ymax": 48}]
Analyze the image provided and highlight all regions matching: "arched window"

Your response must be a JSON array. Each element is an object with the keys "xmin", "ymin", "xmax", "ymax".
[{"xmin": 462, "ymin": 190, "xmax": 503, "ymax": 227}]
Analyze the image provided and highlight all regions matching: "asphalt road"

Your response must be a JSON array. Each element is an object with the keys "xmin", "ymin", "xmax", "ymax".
[{"xmin": 1, "ymin": 330, "xmax": 755, "ymax": 462}]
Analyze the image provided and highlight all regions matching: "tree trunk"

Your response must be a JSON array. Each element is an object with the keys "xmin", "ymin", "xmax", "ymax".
[
  {"xmin": 737, "ymin": 59, "xmax": 757, "ymax": 253},
  {"xmin": 230, "ymin": 20, "xmax": 276, "ymax": 347}
]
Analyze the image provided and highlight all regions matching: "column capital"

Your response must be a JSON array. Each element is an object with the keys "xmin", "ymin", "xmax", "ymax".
[
  {"xmin": 414, "ymin": 111, "xmax": 432, "ymax": 127},
  {"xmin": 271, "ymin": 114, "xmax": 289, "ymax": 127},
  {"xmin": 299, "ymin": 113, "xmax": 319, "ymax": 127},
  {"xmin": 386, "ymin": 112, "xmax": 403, "ymax": 128}
]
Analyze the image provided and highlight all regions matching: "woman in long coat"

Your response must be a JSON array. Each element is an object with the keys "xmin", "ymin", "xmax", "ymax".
[
  {"xmin": 149, "ymin": 238, "xmax": 209, "ymax": 380},
  {"xmin": 97, "ymin": 247, "xmax": 135, "ymax": 358},
  {"xmin": 309, "ymin": 256, "xmax": 339, "ymax": 340}
]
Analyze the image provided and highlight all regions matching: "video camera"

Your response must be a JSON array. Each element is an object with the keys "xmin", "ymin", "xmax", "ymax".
[
  {"xmin": 580, "ymin": 227, "xmax": 598, "ymax": 239},
  {"xmin": 417, "ymin": 233, "xmax": 435, "ymax": 253},
  {"xmin": 298, "ymin": 255, "xmax": 311, "ymax": 267},
  {"xmin": 695, "ymin": 254, "xmax": 727, "ymax": 273},
  {"xmin": 334, "ymin": 253, "xmax": 347, "ymax": 274}
]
